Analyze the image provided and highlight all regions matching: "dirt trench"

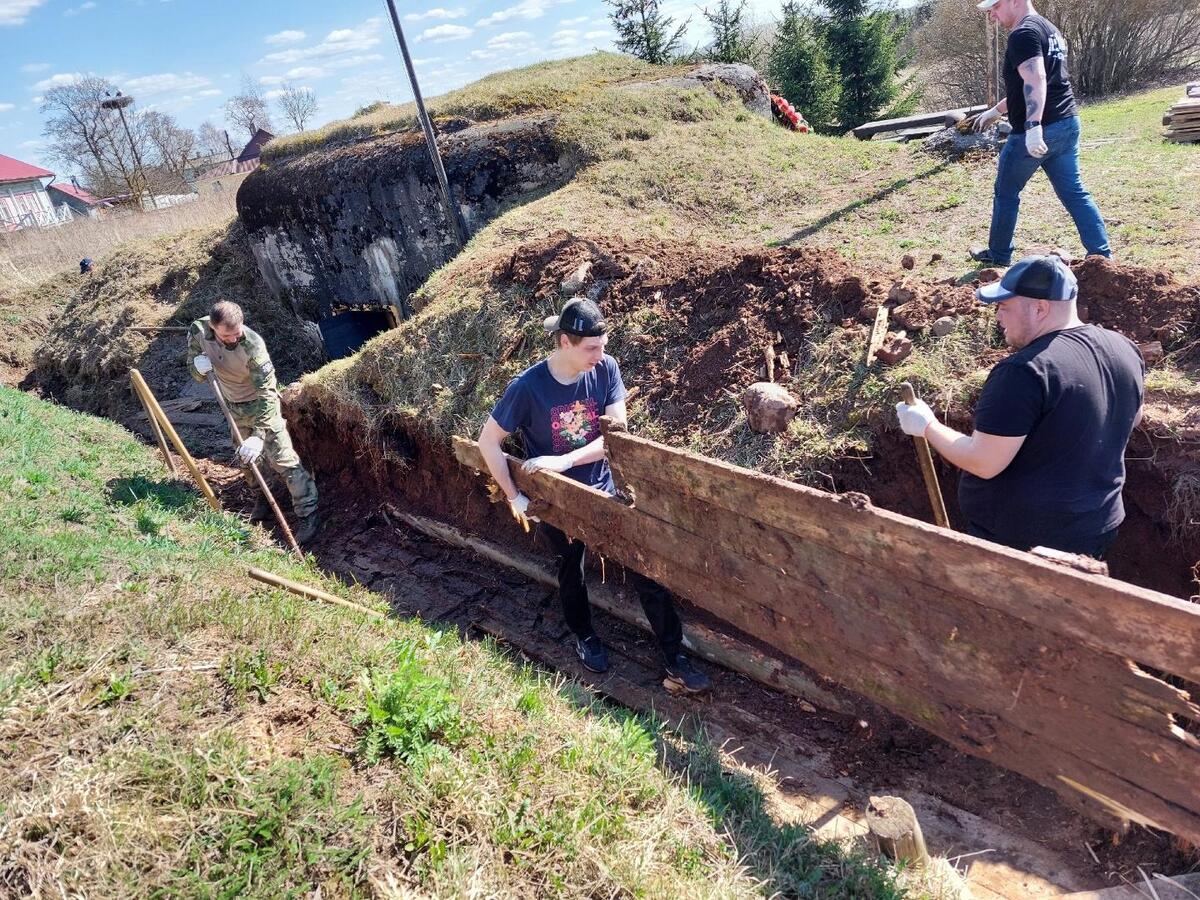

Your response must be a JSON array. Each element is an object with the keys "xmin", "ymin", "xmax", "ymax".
[{"xmin": 267, "ymin": 381, "xmax": 1197, "ymax": 897}]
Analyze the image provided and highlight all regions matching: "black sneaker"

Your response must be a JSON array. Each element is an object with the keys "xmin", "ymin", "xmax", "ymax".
[
  {"xmin": 294, "ymin": 512, "xmax": 321, "ymax": 545},
  {"xmin": 663, "ymin": 653, "xmax": 712, "ymax": 694},
  {"xmin": 574, "ymin": 635, "xmax": 610, "ymax": 674},
  {"xmin": 968, "ymin": 247, "xmax": 1011, "ymax": 267}
]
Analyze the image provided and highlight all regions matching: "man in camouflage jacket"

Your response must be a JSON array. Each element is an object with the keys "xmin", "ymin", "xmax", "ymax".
[{"xmin": 188, "ymin": 300, "xmax": 321, "ymax": 544}]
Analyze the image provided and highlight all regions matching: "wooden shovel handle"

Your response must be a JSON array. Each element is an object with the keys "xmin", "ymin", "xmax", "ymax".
[{"xmin": 900, "ymin": 381, "xmax": 950, "ymax": 529}]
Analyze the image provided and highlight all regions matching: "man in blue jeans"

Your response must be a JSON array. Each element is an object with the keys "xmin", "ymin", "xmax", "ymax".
[{"xmin": 969, "ymin": 0, "xmax": 1111, "ymax": 267}]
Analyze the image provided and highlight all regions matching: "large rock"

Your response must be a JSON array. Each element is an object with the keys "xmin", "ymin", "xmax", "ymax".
[{"xmin": 742, "ymin": 382, "xmax": 799, "ymax": 433}]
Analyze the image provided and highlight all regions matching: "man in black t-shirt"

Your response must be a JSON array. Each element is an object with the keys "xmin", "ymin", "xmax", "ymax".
[
  {"xmin": 969, "ymin": 0, "xmax": 1111, "ymax": 268},
  {"xmin": 895, "ymin": 255, "xmax": 1144, "ymax": 558}
]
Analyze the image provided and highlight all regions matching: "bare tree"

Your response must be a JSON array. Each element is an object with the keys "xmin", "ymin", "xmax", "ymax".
[
  {"xmin": 143, "ymin": 111, "xmax": 196, "ymax": 191},
  {"xmin": 196, "ymin": 120, "xmax": 229, "ymax": 158},
  {"xmin": 224, "ymin": 75, "xmax": 273, "ymax": 139},
  {"xmin": 41, "ymin": 75, "xmax": 122, "ymax": 196},
  {"xmin": 277, "ymin": 83, "xmax": 318, "ymax": 132}
]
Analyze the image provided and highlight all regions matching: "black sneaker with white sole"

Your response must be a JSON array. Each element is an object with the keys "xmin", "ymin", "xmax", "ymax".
[
  {"xmin": 968, "ymin": 247, "xmax": 1012, "ymax": 267},
  {"xmin": 575, "ymin": 634, "xmax": 610, "ymax": 674},
  {"xmin": 663, "ymin": 653, "xmax": 712, "ymax": 694}
]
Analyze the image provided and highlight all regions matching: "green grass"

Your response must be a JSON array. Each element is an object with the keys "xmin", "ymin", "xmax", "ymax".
[{"xmin": 0, "ymin": 385, "xmax": 947, "ymax": 897}]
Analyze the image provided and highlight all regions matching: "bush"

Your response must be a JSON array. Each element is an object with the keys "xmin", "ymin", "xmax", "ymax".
[
  {"xmin": 916, "ymin": 0, "xmax": 1200, "ymax": 108},
  {"xmin": 769, "ymin": 1, "xmax": 841, "ymax": 132}
]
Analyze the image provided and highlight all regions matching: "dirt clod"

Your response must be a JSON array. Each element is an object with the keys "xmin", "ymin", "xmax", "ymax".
[
  {"xmin": 977, "ymin": 268, "xmax": 1002, "ymax": 284},
  {"xmin": 901, "ymin": 254, "xmax": 916, "ymax": 270},
  {"xmin": 742, "ymin": 381, "xmax": 799, "ymax": 433},
  {"xmin": 1139, "ymin": 341, "xmax": 1164, "ymax": 367},
  {"xmin": 875, "ymin": 331, "xmax": 913, "ymax": 365},
  {"xmin": 931, "ymin": 316, "xmax": 957, "ymax": 337}
]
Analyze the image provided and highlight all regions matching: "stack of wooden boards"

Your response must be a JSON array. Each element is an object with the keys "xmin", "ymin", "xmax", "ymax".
[{"xmin": 1163, "ymin": 82, "xmax": 1200, "ymax": 143}]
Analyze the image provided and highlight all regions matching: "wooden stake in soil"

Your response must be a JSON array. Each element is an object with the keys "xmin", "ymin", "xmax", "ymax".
[
  {"xmin": 129, "ymin": 369, "xmax": 220, "ymax": 511},
  {"xmin": 206, "ymin": 374, "xmax": 303, "ymax": 560},
  {"xmin": 130, "ymin": 376, "xmax": 177, "ymax": 476},
  {"xmin": 247, "ymin": 567, "xmax": 384, "ymax": 619},
  {"xmin": 866, "ymin": 305, "xmax": 891, "ymax": 366},
  {"xmin": 900, "ymin": 381, "xmax": 950, "ymax": 529},
  {"xmin": 866, "ymin": 796, "xmax": 929, "ymax": 867}
]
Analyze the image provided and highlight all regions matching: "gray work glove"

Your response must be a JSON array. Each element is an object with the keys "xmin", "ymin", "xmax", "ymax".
[
  {"xmin": 508, "ymin": 491, "xmax": 539, "ymax": 523},
  {"xmin": 973, "ymin": 104, "xmax": 1003, "ymax": 133},
  {"xmin": 895, "ymin": 399, "xmax": 936, "ymax": 437},
  {"xmin": 237, "ymin": 435, "xmax": 264, "ymax": 465},
  {"xmin": 1025, "ymin": 125, "xmax": 1048, "ymax": 158},
  {"xmin": 193, "ymin": 354, "xmax": 213, "ymax": 375},
  {"xmin": 521, "ymin": 455, "xmax": 572, "ymax": 475}
]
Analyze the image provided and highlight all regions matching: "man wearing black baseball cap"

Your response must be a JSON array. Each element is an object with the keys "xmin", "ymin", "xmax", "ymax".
[
  {"xmin": 895, "ymin": 255, "xmax": 1144, "ymax": 558},
  {"xmin": 968, "ymin": 0, "xmax": 1111, "ymax": 268},
  {"xmin": 477, "ymin": 297, "xmax": 712, "ymax": 693}
]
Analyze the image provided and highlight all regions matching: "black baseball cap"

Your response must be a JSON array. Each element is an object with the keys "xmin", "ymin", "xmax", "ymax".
[
  {"xmin": 976, "ymin": 255, "xmax": 1078, "ymax": 303},
  {"xmin": 542, "ymin": 298, "xmax": 608, "ymax": 337}
]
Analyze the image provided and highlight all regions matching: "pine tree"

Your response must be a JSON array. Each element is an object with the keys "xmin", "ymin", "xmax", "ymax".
[
  {"xmin": 703, "ymin": 0, "xmax": 756, "ymax": 64},
  {"xmin": 825, "ymin": 0, "xmax": 919, "ymax": 129},
  {"xmin": 768, "ymin": 1, "xmax": 839, "ymax": 133},
  {"xmin": 606, "ymin": 0, "xmax": 689, "ymax": 65}
]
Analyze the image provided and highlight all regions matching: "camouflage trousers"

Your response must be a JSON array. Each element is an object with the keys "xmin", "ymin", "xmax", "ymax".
[{"xmin": 226, "ymin": 400, "xmax": 319, "ymax": 519}]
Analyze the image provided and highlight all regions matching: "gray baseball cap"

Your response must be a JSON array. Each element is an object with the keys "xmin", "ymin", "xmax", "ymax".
[
  {"xmin": 976, "ymin": 0, "xmax": 1002, "ymax": 9},
  {"xmin": 976, "ymin": 255, "xmax": 1079, "ymax": 303}
]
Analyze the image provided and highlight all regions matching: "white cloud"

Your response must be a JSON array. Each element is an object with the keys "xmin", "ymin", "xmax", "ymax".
[
  {"xmin": 584, "ymin": 29, "xmax": 611, "ymax": 39},
  {"xmin": 264, "ymin": 29, "xmax": 305, "ymax": 45},
  {"xmin": 261, "ymin": 17, "xmax": 383, "ymax": 65},
  {"xmin": 488, "ymin": 30, "xmax": 532, "ymax": 47},
  {"xmin": 263, "ymin": 89, "xmax": 288, "ymax": 100},
  {"xmin": 286, "ymin": 65, "xmax": 325, "ymax": 79},
  {"xmin": 196, "ymin": 88, "xmax": 221, "ymax": 97},
  {"xmin": 62, "ymin": 0, "xmax": 95, "ymax": 15},
  {"xmin": 0, "ymin": 102, "xmax": 14, "ymax": 112},
  {"xmin": 20, "ymin": 61, "xmax": 50, "ymax": 73},
  {"xmin": 20, "ymin": 138, "xmax": 44, "ymax": 149},
  {"xmin": 259, "ymin": 75, "xmax": 286, "ymax": 86},
  {"xmin": 122, "ymin": 71, "xmax": 212, "ymax": 98},
  {"xmin": 418, "ymin": 23, "xmax": 472, "ymax": 41},
  {"xmin": 404, "ymin": 6, "xmax": 464, "ymax": 21},
  {"xmin": 469, "ymin": 49, "xmax": 498, "ymax": 60},
  {"xmin": 32, "ymin": 71, "xmax": 85, "ymax": 93},
  {"xmin": 0, "ymin": 0, "xmax": 48, "ymax": 26},
  {"xmin": 560, "ymin": 15, "xmax": 587, "ymax": 24},
  {"xmin": 476, "ymin": 0, "xmax": 569, "ymax": 28}
]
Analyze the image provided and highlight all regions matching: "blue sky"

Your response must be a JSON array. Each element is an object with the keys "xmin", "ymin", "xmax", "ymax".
[{"xmin": 0, "ymin": 0, "xmax": 907, "ymax": 175}]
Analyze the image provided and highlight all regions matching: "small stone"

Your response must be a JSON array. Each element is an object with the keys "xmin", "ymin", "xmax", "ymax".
[
  {"xmin": 560, "ymin": 260, "xmax": 592, "ymax": 296},
  {"xmin": 901, "ymin": 253, "xmax": 915, "ymax": 270},
  {"xmin": 931, "ymin": 316, "xmax": 957, "ymax": 337},
  {"xmin": 977, "ymin": 268, "xmax": 1001, "ymax": 284},
  {"xmin": 929, "ymin": 252, "xmax": 943, "ymax": 264},
  {"xmin": 875, "ymin": 331, "xmax": 913, "ymax": 365},
  {"xmin": 887, "ymin": 280, "xmax": 917, "ymax": 305},
  {"xmin": 1139, "ymin": 340, "xmax": 1164, "ymax": 367},
  {"xmin": 742, "ymin": 381, "xmax": 799, "ymax": 433}
]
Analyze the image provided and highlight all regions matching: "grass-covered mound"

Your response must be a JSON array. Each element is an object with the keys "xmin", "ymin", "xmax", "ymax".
[{"xmin": 0, "ymin": 386, "xmax": 953, "ymax": 897}]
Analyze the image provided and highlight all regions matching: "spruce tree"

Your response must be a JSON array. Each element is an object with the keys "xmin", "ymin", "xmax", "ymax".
[
  {"xmin": 825, "ymin": 0, "xmax": 919, "ymax": 129},
  {"xmin": 703, "ymin": 0, "xmax": 756, "ymax": 65},
  {"xmin": 606, "ymin": 0, "xmax": 689, "ymax": 65},
  {"xmin": 768, "ymin": 1, "xmax": 839, "ymax": 133}
]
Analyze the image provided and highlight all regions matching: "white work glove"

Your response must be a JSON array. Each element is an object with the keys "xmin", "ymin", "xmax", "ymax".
[
  {"xmin": 973, "ymin": 104, "xmax": 1002, "ymax": 133},
  {"xmin": 1025, "ymin": 125, "xmax": 1048, "ymax": 158},
  {"xmin": 895, "ymin": 399, "xmax": 936, "ymax": 437},
  {"xmin": 237, "ymin": 435, "xmax": 265, "ymax": 465},
  {"xmin": 521, "ymin": 455, "xmax": 572, "ymax": 475},
  {"xmin": 508, "ymin": 492, "xmax": 539, "ymax": 522},
  {"xmin": 193, "ymin": 354, "xmax": 213, "ymax": 375}
]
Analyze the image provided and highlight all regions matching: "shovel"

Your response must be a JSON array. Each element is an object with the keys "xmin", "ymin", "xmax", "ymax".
[{"xmin": 901, "ymin": 381, "xmax": 950, "ymax": 529}]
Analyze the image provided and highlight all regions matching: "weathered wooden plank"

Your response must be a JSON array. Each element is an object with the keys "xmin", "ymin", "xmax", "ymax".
[
  {"xmin": 852, "ymin": 105, "xmax": 988, "ymax": 139},
  {"xmin": 452, "ymin": 436, "xmax": 1200, "ymax": 841},
  {"xmin": 602, "ymin": 425, "xmax": 1200, "ymax": 682}
]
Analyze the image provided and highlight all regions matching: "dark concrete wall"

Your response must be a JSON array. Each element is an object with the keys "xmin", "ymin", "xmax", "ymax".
[{"xmin": 237, "ymin": 114, "xmax": 576, "ymax": 318}]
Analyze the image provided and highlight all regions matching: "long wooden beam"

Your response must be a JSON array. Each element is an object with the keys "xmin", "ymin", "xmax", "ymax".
[
  {"xmin": 451, "ymin": 428, "xmax": 1200, "ymax": 844},
  {"xmin": 852, "ymin": 105, "xmax": 988, "ymax": 140}
]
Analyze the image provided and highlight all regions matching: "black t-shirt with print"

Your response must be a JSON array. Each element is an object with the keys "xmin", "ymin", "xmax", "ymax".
[
  {"xmin": 958, "ymin": 325, "xmax": 1145, "ymax": 552},
  {"xmin": 1004, "ymin": 14, "xmax": 1077, "ymax": 133}
]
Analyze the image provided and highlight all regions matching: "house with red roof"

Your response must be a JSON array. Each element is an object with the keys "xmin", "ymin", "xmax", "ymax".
[
  {"xmin": 195, "ymin": 129, "xmax": 273, "ymax": 197},
  {"xmin": 0, "ymin": 153, "xmax": 72, "ymax": 231},
  {"xmin": 46, "ymin": 181, "xmax": 106, "ymax": 219}
]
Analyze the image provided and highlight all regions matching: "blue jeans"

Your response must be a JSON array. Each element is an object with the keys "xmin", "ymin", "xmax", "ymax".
[{"xmin": 988, "ymin": 116, "xmax": 1111, "ymax": 264}]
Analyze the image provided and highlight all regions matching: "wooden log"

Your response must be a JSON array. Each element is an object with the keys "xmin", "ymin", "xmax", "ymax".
[
  {"xmin": 599, "ymin": 425, "xmax": 1200, "ymax": 682},
  {"xmin": 852, "ymin": 105, "xmax": 988, "ymax": 140},
  {"xmin": 389, "ymin": 505, "xmax": 852, "ymax": 713},
  {"xmin": 900, "ymin": 381, "xmax": 950, "ymax": 528},
  {"xmin": 130, "ymin": 376, "xmax": 177, "ymax": 476},
  {"xmin": 130, "ymin": 369, "xmax": 220, "ymax": 512},
  {"xmin": 866, "ymin": 796, "xmax": 929, "ymax": 866}
]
